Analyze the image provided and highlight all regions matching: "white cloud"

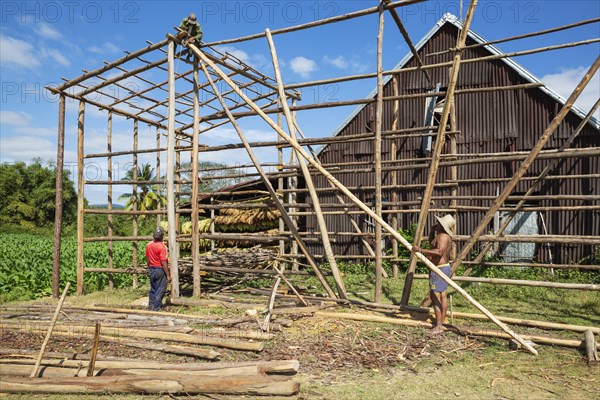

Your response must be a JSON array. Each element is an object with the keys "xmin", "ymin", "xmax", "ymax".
[
  {"xmin": 323, "ymin": 55, "xmax": 348, "ymax": 69},
  {"xmin": 290, "ymin": 56, "xmax": 317, "ymax": 79},
  {"xmin": 0, "ymin": 111, "xmax": 32, "ymax": 126},
  {"xmin": 0, "ymin": 136, "xmax": 71, "ymax": 163},
  {"xmin": 42, "ymin": 48, "xmax": 70, "ymax": 66},
  {"xmin": 541, "ymin": 67, "xmax": 600, "ymax": 120},
  {"xmin": 0, "ymin": 35, "xmax": 41, "ymax": 69},
  {"xmin": 89, "ymin": 41, "xmax": 120, "ymax": 55},
  {"xmin": 218, "ymin": 45, "xmax": 268, "ymax": 69},
  {"xmin": 34, "ymin": 23, "xmax": 63, "ymax": 41},
  {"xmin": 0, "ymin": 110, "xmax": 55, "ymax": 136}
]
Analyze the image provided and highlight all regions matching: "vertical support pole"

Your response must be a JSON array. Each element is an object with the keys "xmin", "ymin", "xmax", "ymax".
[
  {"xmin": 374, "ymin": 1, "xmax": 385, "ymax": 303},
  {"xmin": 277, "ymin": 99, "xmax": 285, "ymax": 263},
  {"xmin": 132, "ymin": 119, "xmax": 139, "ymax": 289},
  {"xmin": 167, "ymin": 40, "xmax": 180, "ymax": 298},
  {"xmin": 191, "ymin": 57, "xmax": 201, "ymax": 297},
  {"xmin": 448, "ymin": 96, "xmax": 458, "ymax": 261},
  {"xmin": 391, "ymin": 75, "xmax": 400, "ymax": 278},
  {"xmin": 264, "ymin": 29, "xmax": 347, "ymax": 299},
  {"xmin": 156, "ymin": 127, "xmax": 162, "ymax": 225},
  {"xmin": 107, "ymin": 112, "xmax": 114, "ymax": 290},
  {"xmin": 210, "ymin": 196, "xmax": 215, "ymax": 251},
  {"xmin": 76, "ymin": 100, "xmax": 85, "ymax": 296},
  {"xmin": 400, "ymin": 0, "xmax": 479, "ymax": 306},
  {"xmin": 198, "ymin": 60, "xmax": 336, "ymax": 298},
  {"xmin": 52, "ymin": 94, "xmax": 65, "ymax": 298}
]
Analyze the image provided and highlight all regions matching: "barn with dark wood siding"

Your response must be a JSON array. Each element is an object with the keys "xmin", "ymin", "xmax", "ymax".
[{"xmin": 301, "ymin": 14, "xmax": 599, "ymax": 265}]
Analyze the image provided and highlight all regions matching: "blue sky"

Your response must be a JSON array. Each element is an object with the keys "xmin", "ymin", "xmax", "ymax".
[{"xmin": 1, "ymin": 0, "xmax": 599, "ymax": 204}]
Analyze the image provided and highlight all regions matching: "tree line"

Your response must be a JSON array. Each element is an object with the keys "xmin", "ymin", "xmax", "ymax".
[{"xmin": 0, "ymin": 160, "xmax": 246, "ymax": 236}]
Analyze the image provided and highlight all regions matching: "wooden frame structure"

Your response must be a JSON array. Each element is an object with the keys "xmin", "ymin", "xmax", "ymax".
[{"xmin": 49, "ymin": 1, "xmax": 599, "ymax": 354}]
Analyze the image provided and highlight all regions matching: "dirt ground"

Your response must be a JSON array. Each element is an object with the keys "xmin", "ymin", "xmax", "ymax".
[{"xmin": 2, "ymin": 308, "xmax": 598, "ymax": 400}]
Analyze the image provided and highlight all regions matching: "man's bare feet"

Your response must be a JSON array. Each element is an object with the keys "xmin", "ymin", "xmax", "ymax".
[{"xmin": 429, "ymin": 326, "xmax": 444, "ymax": 336}]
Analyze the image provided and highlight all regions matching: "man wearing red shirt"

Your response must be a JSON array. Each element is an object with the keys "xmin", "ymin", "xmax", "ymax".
[{"xmin": 146, "ymin": 226, "xmax": 171, "ymax": 311}]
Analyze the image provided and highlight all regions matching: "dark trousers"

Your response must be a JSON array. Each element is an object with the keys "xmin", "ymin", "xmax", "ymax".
[{"xmin": 148, "ymin": 267, "xmax": 167, "ymax": 311}]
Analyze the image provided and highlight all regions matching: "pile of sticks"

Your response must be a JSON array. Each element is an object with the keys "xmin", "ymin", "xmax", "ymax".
[{"xmin": 0, "ymin": 292, "xmax": 300, "ymax": 396}]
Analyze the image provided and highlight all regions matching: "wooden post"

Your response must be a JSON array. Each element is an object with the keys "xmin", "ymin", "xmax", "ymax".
[
  {"xmin": 51, "ymin": 94, "xmax": 65, "ymax": 298},
  {"xmin": 166, "ymin": 40, "xmax": 180, "ymax": 297},
  {"xmin": 198, "ymin": 60, "xmax": 337, "ymax": 298},
  {"xmin": 449, "ymin": 54, "xmax": 600, "ymax": 276},
  {"xmin": 191, "ymin": 57, "xmax": 201, "ymax": 297},
  {"xmin": 86, "ymin": 322, "xmax": 101, "ymax": 377},
  {"xmin": 277, "ymin": 99, "xmax": 286, "ymax": 262},
  {"xmin": 584, "ymin": 329, "xmax": 598, "ymax": 364},
  {"xmin": 132, "ymin": 119, "xmax": 139, "ymax": 289},
  {"xmin": 400, "ymin": 0, "xmax": 478, "ymax": 306},
  {"xmin": 107, "ymin": 112, "xmax": 114, "ymax": 290},
  {"xmin": 188, "ymin": 43, "xmax": 537, "ymax": 354},
  {"xmin": 76, "ymin": 100, "xmax": 85, "ymax": 296},
  {"xmin": 374, "ymin": 2, "xmax": 385, "ymax": 302},
  {"xmin": 156, "ymin": 127, "xmax": 162, "ymax": 225},
  {"xmin": 448, "ymin": 86, "xmax": 458, "ymax": 261},
  {"xmin": 30, "ymin": 282, "xmax": 70, "ymax": 377},
  {"xmin": 391, "ymin": 76, "xmax": 400, "ymax": 278},
  {"xmin": 264, "ymin": 28, "xmax": 347, "ymax": 300}
]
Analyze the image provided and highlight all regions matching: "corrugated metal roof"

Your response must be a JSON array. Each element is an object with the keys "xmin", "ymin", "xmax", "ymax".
[{"xmin": 324, "ymin": 13, "xmax": 600, "ymax": 151}]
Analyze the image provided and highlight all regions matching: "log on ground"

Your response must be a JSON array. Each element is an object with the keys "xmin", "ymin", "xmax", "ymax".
[{"xmin": 0, "ymin": 374, "xmax": 300, "ymax": 395}]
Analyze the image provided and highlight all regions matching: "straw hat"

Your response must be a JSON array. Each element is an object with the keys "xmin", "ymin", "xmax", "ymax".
[{"xmin": 434, "ymin": 214, "xmax": 455, "ymax": 236}]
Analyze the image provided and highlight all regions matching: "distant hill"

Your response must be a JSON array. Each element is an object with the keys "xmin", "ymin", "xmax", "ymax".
[{"xmin": 90, "ymin": 204, "xmax": 125, "ymax": 209}]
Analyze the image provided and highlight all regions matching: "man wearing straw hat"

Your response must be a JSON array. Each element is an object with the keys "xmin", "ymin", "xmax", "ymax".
[{"xmin": 412, "ymin": 214, "xmax": 455, "ymax": 335}]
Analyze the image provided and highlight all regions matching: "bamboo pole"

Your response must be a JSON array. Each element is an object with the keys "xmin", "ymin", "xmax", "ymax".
[
  {"xmin": 107, "ymin": 112, "xmax": 114, "ymax": 289},
  {"xmin": 427, "ymin": 17, "xmax": 600, "ymax": 58},
  {"xmin": 400, "ymin": 0, "xmax": 479, "ymax": 306},
  {"xmin": 51, "ymin": 94, "xmax": 65, "ymax": 298},
  {"xmin": 201, "ymin": 0, "xmax": 424, "ymax": 47},
  {"xmin": 273, "ymin": 263, "xmax": 309, "ymax": 307},
  {"xmin": 291, "ymin": 121, "xmax": 381, "ymax": 272},
  {"xmin": 166, "ymin": 40, "xmax": 179, "ymax": 297},
  {"xmin": 86, "ymin": 322, "xmax": 101, "ymax": 377},
  {"xmin": 383, "ymin": 0, "xmax": 432, "ymax": 85},
  {"xmin": 132, "ymin": 119, "xmax": 139, "ymax": 289},
  {"xmin": 264, "ymin": 28, "xmax": 347, "ymax": 300},
  {"xmin": 447, "ymin": 55, "xmax": 600, "ymax": 277},
  {"xmin": 76, "ymin": 101, "xmax": 85, "ymax": 295},
  {"xmin": 30, "ymin": 282, "xmax": 70, "ymax": 378},
  {"xmin": 188, "ymin": 41, "xmax": 538, "ymax": 355},
  {"xmin": 283, "ymin": 38, "xmax": 599, "ymax": 91},
  {"xmin": 448, "ymin": 92, "xmax": 458, "ymax": 261},
  {"xmin": 277, "ymin": 100, "xmax": 285, "ymax": 262},
  {"xmin": 156, "ymin": 127, "xmax": 162, "ymax": 225},
  {"xmin": 11, "ymin": 322, "xmax": 265, "ymax": 352},
  {"xmin": 198, "ymin": 60, "xmax": 336, "ymax": 298},
  {"xmin": 391, "ymin": 75, "xmax": 400, "ymax": 278},
  {"xmin": 192, "ymin": 57, "xmax": 201, "ymax": 297},
  {"xmin": 316, "ymin": 311, "xmax": 596, "ymax": 349},
  {"xmin": 53, "ymin": 39, "xmax": 169, "ymax": 91},
  {"xmin": 374, "ymin": 2, "xmax": 385, "ymax": 303},
  {"xmin": 411, "ymin": 275, "xmax": 599, "ymax": 290}
]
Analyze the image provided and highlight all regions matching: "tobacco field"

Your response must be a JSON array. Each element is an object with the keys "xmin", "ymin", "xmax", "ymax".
[{"xmin": 0, "ymin": 234, "xmax": 146, "ymax": 302}]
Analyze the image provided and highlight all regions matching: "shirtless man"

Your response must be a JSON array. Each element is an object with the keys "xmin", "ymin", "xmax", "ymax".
[{"xmin": 411, "ymin": 214, "xmax": 455, "ymax": 335}]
